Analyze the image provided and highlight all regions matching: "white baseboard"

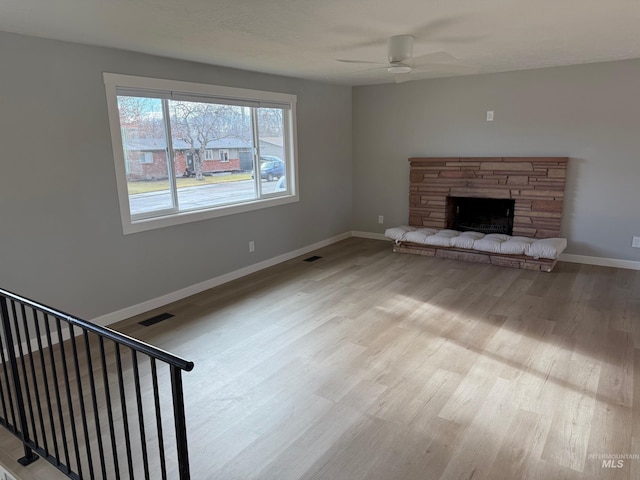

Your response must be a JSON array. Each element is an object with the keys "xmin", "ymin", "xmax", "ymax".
[
  {"xmin": 89, "ymin": 232, "xmax": 638, "ymax": 329},
  {"xmin": 91, "ymin": 231, "xmax": 352, "ymax": 327},
  {"xmin": 559, "ymin": 253, "xmax": 640, "ymax": 271},
  {"xmin": 352, "ymin": 231, "xmax": 387, "ymax": 241}
]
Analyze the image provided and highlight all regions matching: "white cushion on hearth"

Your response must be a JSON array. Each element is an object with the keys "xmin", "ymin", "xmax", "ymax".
[
  {"xmin": 473, "ymin": 234, "xmax": 512, "ymax": 253},
  {"xmin": 404, "ymin": 228, "xmax": 439, "ymax": 244},
  {"xmin": 526, "ymin": 238, "xmax": 568, "ymax": 259},
  {"xmin": 437, "ymin": 230, "xmax": 462, "ymax": 237},
  {"xmin": 388, "ymin": 225, "xmax": 568, "ymax": 265},
  {"xmin": 450, "ymin": 231, "xmax": 485, "ymax": 249},
  {"xmin": 423, "ymin": 229, "xmax": 461, "ymax": 247},
  {"xmin": 385, "ymin": 225, "xmax": 417, "ymax": 242},
  {"xmin": 500, "ymin": 237, "xmax": 536, "ymax": 255}
]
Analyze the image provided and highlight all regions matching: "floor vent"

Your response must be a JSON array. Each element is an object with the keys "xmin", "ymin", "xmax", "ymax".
[
  {"xmin": 304, "ymin": 255, "xmax": 322, "ymax": 262},
  {"xmin": 139, "ymin": 312, "xmax": 174, "ymax": 326}
]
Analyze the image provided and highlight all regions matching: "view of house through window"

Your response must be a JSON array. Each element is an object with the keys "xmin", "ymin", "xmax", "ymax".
[
  {"xmin": 105, "ymin": 74, "xmax": 297, "ymax": 232},
  {"xmin": 117, "ymin": 98, "xmax": 289, "ymax": 218}
]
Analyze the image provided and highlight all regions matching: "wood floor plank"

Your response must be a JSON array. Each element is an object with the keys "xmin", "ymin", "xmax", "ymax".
[
  {"xmin": 255, "ymin": 405, "xmax": 369, "ymax": 480},
  {"xmin": 437, "ymin": 377, "xmax": 520, "ymax": 480},
  {"xmin": 1, "ymin": 238, "xmax": 639, "ymax": 480},
  {"xmin": 631, "ymin": 436, "xmax": 640, "ymax": 480},
  {"xmin": 632, "ymin": 349, "xmax": 640, "ymax": 439},
  {"xmin": 436, "ymin": 354, "xmax": 500, "ymax": 425},
  {"xmin": 487, "ymin": 408, "xmax": 552, "ymax": 480},
  {"xmin": 540, "ymin": 357, "xmax": 601, "ymax": 472},
  {"xmin": 583, "ymin": 401, "xmax": 632, "ymax": 479}
]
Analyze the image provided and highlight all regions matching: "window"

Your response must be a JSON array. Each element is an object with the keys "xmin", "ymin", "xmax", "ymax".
[
  {"xmin": 140, "ymin": 152, "xmax": 154, "ymax": 164},
  {"xmin": 104, "ymin": 73, "xmax": 298, "ymax": 234}
]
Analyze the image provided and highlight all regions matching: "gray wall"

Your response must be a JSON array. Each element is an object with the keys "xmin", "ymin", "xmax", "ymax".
[
  {"xmin": 2, "ymin": 31, "xmax": 639, "ymax": 322},
  {"xmin": 0, "ymin": 32, "xmax": 352, "ymax": 319},
  {"xmin": 353, "ymin": 60, "xmax": 640, "ymax": 261}
]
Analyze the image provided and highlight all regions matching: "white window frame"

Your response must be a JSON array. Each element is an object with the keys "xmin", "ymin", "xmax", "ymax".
[
  {"xmin": 204, "ymin": 149, "xmax": 214, "ymax": 161},
  {"xmin": 219, "ymin": 149, "xmax": 229, "ymax": 162},
  {"xmin": 104, "ymin": 73, "xmax": 299, "ymax": 235}
]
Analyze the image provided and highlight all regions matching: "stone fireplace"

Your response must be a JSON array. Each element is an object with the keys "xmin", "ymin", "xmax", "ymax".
[{"xmin": 409, "ymin": 157, "xmax": 568, "ymax": 239}]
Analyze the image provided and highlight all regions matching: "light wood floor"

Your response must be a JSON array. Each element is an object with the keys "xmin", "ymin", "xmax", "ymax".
[{"xmin": 1, "ymin": 237, "xmax": 639, "ymax": 480}]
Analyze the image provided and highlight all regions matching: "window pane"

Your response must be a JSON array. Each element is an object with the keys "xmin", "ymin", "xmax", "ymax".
[
  {"xmin": 257, "ymin": 108, "xmax": 287, "ymax": 194},
  {"xmin": 116, "ymin": 96, "xmax": 175, "ymax": 216},
  {"xmin": 168, "ymin": 101, "xmax": 256, "ymax": 210}
]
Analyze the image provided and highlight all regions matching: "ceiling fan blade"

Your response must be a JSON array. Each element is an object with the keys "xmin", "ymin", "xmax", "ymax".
[
  {"xmin": 412, "ymin": 19, "xmax": 485, "ymax": 44},
  {"xmin": 395, "ymin": 73, "xmax": 412, "ymax": 84},
  {"xmin": 411, "ymin": 51, "xmax": 457, "ymax": 65},
  {"xmin": 430, "ymin": 34, "xmax": 487, "ymax": 44},
  {"xmin": 412, "ymin": 63, "xmax": 481, "ymax": 74},
  {"xmin": 347, "ymin": 65, "xmax": 388, "ymax": 75},
  {"xmin": 410, "ymin": 16, "xmax": 467, "ymax": 39},
  {"xmin": 336, "ymin": 59, "xmax": 387, "ymax": 65}
]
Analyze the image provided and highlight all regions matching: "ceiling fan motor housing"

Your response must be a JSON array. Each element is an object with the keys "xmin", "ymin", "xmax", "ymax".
[{"xmin": 388, "ymin": 35, "xmax": 414, "ymax": 63}]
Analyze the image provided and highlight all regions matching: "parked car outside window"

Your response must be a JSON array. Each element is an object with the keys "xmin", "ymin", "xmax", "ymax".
[{"xmin": 252, "ymin": 156, "xmax": 284, "ymax": 181}]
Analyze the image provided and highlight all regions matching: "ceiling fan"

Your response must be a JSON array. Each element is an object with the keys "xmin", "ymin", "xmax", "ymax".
[{"xmin": 337, "ymin": 35, "xmax": 478, "ymax": 83}]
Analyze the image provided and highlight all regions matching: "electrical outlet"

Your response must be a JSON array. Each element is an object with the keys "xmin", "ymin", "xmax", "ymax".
[
  {"xmin": 486, "ymin": 110, "xmax": 494, "ymax": 121},
  {"xmin": 249, "ymin": 241, "xmax": 255, "ymax": 253},
  {"xmin": 378, "ymin": 215, "xmax": 384, "ymax": 224},
  {"xmin": 632, "ymin": 236, "xmax": 640, "ymax": 248}
]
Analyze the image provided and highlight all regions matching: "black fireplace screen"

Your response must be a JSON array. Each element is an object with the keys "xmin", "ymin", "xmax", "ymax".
[{"xmin": 447, "ymin": 197, "xmax": 515, "ymax": 235}]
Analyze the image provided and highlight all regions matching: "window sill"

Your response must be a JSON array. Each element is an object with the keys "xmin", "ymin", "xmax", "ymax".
[{"xmin": 121, "ymin": 193, "xmax": 299, "ymax": 235}]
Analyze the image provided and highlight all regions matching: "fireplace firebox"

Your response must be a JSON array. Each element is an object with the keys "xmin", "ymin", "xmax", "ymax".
[{"xmin": 447, "ymin": 197, "xmax": 515, "ymax": 235}]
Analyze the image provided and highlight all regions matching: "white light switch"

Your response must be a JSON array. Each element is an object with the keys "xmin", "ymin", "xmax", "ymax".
[{"xmin": 486, "ymin": 110, "xmax": 494, "ymax": 121}]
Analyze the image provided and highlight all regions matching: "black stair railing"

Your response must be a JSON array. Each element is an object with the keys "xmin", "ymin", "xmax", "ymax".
[{"xmin": 0, "ymin": 288, "xmax": 194, "ymax": 480}]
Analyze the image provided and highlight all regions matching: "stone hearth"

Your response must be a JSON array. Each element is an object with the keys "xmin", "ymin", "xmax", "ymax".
[{"xmin": 409, "ymin": 157, "xmax": 568, "ymax": 239}]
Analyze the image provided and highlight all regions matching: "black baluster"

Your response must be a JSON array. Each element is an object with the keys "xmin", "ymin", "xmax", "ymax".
[
  {"xmin": 84, "ymin": 331, "xmax": 107, "ymax": 480},
  {"xmin": 0, "ymin": 302, "xmax": 17, "ymax": 431},
  {"xmin": 33, "ymin": 310, "xmax": 61, "ymax": 464},
  {"xmin": 115, "ymin": 343, "xmax": 134, "ymax": 479},
  {"xmin": 171, "ymin": 366, "xmax": 190, "ymax": 480},
  {"xmin": 151, "ymin": 359, "xmax": 167, "ymax": 480},
  {"xmin": 12, "ymin": 302, "xmax": 39, "ymax": 447},
  {"xmin": 21, "ymin": 307, "xmax": 48, "ymax": 455},
  {"xmin": 69, "ymin": 325, "xmax": 94, "ymax": 479},
  {"xmin": 99, "ymin": 337, "xmax": 120, "ymax": 480},
  {"xmin": 55, "ymin": 319, "xmax": 82, "ymax": 477},
  {"xmin": 132, "ymin": 350, "xmax": 150, "ymax": 479},
  {"xmin": 0, "ymin": 296, "xmax": 38, "ymax": 465},
  {"xmin": 44, "ymin": 316, "xmax": 71, "ymax": 472}
]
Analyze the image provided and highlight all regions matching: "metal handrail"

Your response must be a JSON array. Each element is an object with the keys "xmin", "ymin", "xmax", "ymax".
[
  {"xmin": 0, "ymin": 288, "xmax": 193, "ymax": 372},
  {"xmin": 0, "ymin": 287, "xmax": 194, "ymax": 480}
]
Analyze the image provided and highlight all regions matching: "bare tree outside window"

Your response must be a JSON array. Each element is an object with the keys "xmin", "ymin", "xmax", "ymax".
[
  {"xmin": 169, "ymin": 102, "xmax": 252, "ymax": 180},
  {"xmin": 117, "ymin": 96, "xmax": 165, "ymax": 138}
]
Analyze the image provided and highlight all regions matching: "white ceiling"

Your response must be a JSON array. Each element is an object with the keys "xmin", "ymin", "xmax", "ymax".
[{"xmin": 2, "ymin": 0, "xmax": 640, "ymax": 85}]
